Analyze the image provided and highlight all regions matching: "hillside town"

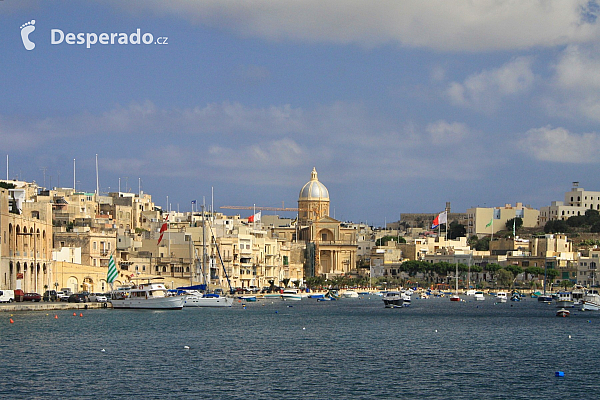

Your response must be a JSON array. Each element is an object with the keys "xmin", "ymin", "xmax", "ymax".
[{"xmin": 1, "ymin": 170, "xmax": 599, "ymax": 296}]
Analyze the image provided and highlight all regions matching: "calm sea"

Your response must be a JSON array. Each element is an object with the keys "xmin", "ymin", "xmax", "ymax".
[{"xmin": 0, "ymin": 295, "xmax": 597, "ymax": 399}]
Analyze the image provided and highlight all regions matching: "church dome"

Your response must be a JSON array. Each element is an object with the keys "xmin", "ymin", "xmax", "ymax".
[{"xmin": 299, "ymin": 168, "xmax": 329, "ymax": 200}]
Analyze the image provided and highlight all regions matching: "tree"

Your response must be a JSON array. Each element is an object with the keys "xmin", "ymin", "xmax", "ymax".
[
  {"xmin": 376, "ymin": 235, "xmax": 405, "ymax": 246},
  {"xmin": 505, "ymin": 217, "xmax": 523, "ymax": 232},
  {"xmin": 448, "ymin": 221, "xmax": 466, "ymax": 239},
  {"xmin": 485, "ymin": 263, "xmax": 503, "ymax": 282},
  {"xmin": 497, "ymin": 269, "xmax": 513, "ymax": 288},
  {"xmin": 544, "ymin": 220, "xmax": 569, "ymax": 233},
  {"xmin": 281, "ymin": 278, "xmax": 290, "ymax": 288},
  {"xmin": 546, "ymin": 268, "xmax": 559, "ymax": 284},
  {"xmin": 505, "ymin": 265, "xmax": 523, "ymax": 287},
  {"xmin": 560, "ymin": 280, "xmax": 574, "ymax": 290},
  {"xmin": 525, "ymin": 266, "xmax": 544, "ymax": 280}
]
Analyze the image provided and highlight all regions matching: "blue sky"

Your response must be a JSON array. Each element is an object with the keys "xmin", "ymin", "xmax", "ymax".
[{"xmin": 2, "ymin": 1, "xmax": 600, "ymax": 225}]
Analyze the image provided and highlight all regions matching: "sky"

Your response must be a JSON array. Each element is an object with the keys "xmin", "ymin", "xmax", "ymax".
[{"xmin": 2, "ymin": 1, "xmax": 600, "ymax": 226}]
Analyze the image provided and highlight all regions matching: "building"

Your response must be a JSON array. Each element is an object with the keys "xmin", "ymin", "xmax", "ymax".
[
  {"xmin": 539, "ymin": 182, "xmax": 600, "ymax": 225},
  {"xmin": 0, "ymin": 181, "xmax": 53, "ymax": 293},
  {"xmin": 466, "ymin": 203, "xmax": 539, "ymax": 237},
  {"xmin": 296, "ymin": 168, "xmax": 357, "ymax": 279}
]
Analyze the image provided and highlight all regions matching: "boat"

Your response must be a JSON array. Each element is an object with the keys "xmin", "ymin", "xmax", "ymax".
[
  {"xmin": 496, "ymin": 292, "xmax": 508, "ymax": 303},
  {"xmin": 580, "ymin": 289, "xmax": 600, "ymax": 311},
  {"xmin": 184, "ymin": 291, "xmax": 233, "ymax": 307},
  {"xmin": 401, "ymin": 291, "xmax": 411, "ymax": 306},
  {"xmin": 382, "ymin": 291, "xmax": 404, "ymax": 308},
  {"xmin": 110, "ymin": 278, "xmax": 185, "ymax": 310},
  {"xmin": 572, "ymin": 287, "xmax": 585, "ymax": 306},
  {"xmin": 238, "ymin": 295, "xmax": 257, "ymax": 302},
  {"xmin": 555, "ymin": 291, "xmax": 574, "ymax": 308},
  {"xmin": 281, "ymin": 288, "xmax": 302, "ymax": 301},
  {"xmin": 308, "ymin": 293, "xmax": 325, "ymax": 299},
  {"xmin": 342, "ymin": 290, "xmax": 359, "ymax": 298},
  {"xmin": 537, "ymin": 295, "xmax": 553, "ymax": 303},
  {"xmin": 449, "ymin": 262, "xmax": 461, "ymax": 302},
  {"xmin": 510, "ymin": 292, "xmax": 521, "ymax": 302},
  {"xmin": 474, "ymin": 291, "xmax": 485, "ymax": 301},
  {"xmin": 556, "ymin": 308, "xmax": 570, "ymax": 317}
]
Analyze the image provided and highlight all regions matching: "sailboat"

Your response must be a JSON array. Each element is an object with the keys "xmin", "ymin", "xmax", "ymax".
[
  {"xmin": 182, "ymin": 205, "xmax": 233, "ymax": 308},
  {"xmin": 450, "ymin": 262, "xmax": 461, "ymax": 302}
]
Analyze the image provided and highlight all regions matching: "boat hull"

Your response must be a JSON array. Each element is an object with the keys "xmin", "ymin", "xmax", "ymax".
[
  {"xmin": 110, "ymin": 296, "xmax": 185, "ymax": 310},
  {"xmin": 184, "ymin": 296, "xmax": 233, "ymax": 307}
]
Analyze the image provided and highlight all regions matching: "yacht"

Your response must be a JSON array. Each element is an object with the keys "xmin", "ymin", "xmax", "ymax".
[
  {"xmin": 342, "ymin": 290, "xmax": 359, "ymax": 298},
  {"xmin": 496, "ymin": 292, "xmax": 508, "ymax": 303},
  {"xmin": 110, "ymin": 278, "xmax": 185, "ymax": 310},
  {"xmin": 382, "ymin": 291, "xmax": 404, "ymax": 308},
  {"xmin": 184, "ymin": 291, "xmax": 233, "ymax": 307},
  {"xmin": 281, "ymin": 288, "xmax": 303, "ymax": 301},
  {"xmin": 581, "ymin": 289, "xmax": 600, "ymax": 311}
]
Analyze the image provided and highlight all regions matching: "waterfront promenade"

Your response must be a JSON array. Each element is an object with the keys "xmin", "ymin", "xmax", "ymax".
[{"xmin": 0, "ymin": 301, "xmax": 110, "ymax": 312}]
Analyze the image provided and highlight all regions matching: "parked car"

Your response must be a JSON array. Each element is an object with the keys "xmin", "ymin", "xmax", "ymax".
[
  {"xmin": 23, "ymin": 293, "xmax": 42, "ymax": 302},
  {"xmin": 89, "ymin": 293, "xmax": 107, "ymax": 302},
  {"xmin": 43, "ymin": 290, "xmax": 58, "ymax": 301},
  {"xmin": 67, "ymin": 293, "xmax": 88, "ymax": 303}
]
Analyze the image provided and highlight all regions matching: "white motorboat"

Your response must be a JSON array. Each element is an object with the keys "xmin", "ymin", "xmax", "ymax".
[
  {"xmin": 110, "ymin": 278, "xmax": 185, "ymax": 310},
  {"xmin": 382, "ymin": 291, "xmax": 404, "ymax": 308},
  {"xmin": 401, "ymin": 291, "xmax": 411, "ymax": 306},
  {"xmin": 474, "ymin": 291, "xmax": 485, "ymax": 301},
  {"xmin": 281, "ymin": 288, "xmax": 302, "ymax": 301},
  {"xmin": 342, "ymin": 290, "xmax": 359, "ymax": 298},
  {"xmin": 184, "ymin": 291, "xmax": 233, "ymax": 307},
  {"xmin": 580, "ymin": 290, "xmax": 600, "ymax": 311},
  {"xmin": 496, "ymin": 292, "xmax": 508, "ymax": 303},
  {"xmin": 555, "ymin": 291, "xmax": 574, "ymax": 308}
]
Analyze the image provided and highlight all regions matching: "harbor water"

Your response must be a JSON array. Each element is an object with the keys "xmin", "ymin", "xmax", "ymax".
[{"xmin": 0, "ymin": 295, "xmax": 598, "ymax": 399}]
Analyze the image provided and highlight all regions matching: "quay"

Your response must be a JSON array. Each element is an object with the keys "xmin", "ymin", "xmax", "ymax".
[{"xmin": 0, "ymin": 302, "xmax": 111, "ymax": 312}]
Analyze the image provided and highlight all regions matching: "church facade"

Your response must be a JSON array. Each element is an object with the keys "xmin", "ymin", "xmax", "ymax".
[{"xmin": 296, "ymin": 168, "xmax": 357, "ymax": 278}]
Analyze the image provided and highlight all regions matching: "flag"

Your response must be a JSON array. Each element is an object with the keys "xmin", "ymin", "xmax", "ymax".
[
  {"xmin": 486, "ymin": 218, "xmax": 493, "ymax": 228},
  {"xmin": 107, "ymin": 255, "xmax": 118, "ymax": 284},
  {"xmin": 191, "ymin": 200, "xmax": 196, "ymax": 204},
  {"xmin": 157, "ymin": 215, "xmax": 169, "ymax": 245},
  {"xmin": 431, "ymin": 211, "xmax": 447, "ymax": 229},
  {"xmin": 248, "ymin": 211, "xmax": 261, "ymax": 223}
]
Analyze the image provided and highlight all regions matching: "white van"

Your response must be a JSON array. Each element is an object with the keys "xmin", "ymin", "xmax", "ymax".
[{"xmin": 0, "ymin": 290, "xmax": 15, "ymax": 303}]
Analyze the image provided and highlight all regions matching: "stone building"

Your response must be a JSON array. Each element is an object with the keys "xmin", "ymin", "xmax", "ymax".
[{"xmin": 296, "ymin": 168, "xmax": 357, "ymax": 279}]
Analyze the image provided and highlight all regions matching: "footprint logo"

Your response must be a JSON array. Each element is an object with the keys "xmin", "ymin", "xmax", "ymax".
[{"xmin": 20, "ymin": 20, "xmax": 36, "ymax": 50}]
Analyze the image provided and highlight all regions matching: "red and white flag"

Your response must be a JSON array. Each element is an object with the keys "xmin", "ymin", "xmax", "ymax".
[
  {"xmin": 431, "ymin": 211, "xmax": 447, "ymax": 229},
  {"xmin": 157, "ymin": 215, "xmax": 169, "ymax": 245},
  {"xmin": 248, "ymin": 211, "xmax": 261, "ymax": 223}
]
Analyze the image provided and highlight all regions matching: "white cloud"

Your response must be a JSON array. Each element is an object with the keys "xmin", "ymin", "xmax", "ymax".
[
  {"xmin": 106, "ymin": 0, "xmax": 600, "ymax": 51},
  {"xmin": 447, "ymin": 57, "xmax": 535, "ymax": 112},
  {"xmin": 543, "ymin": 45, "xmax": 600, "ymax": 122},
  {"xmin": 520, "ymin": 126, "xmax": 600, "ymax": 163},
  {"xmin": 554, "ymin": 45, "xmax": 600, "ymax": 90},
  {"xmin": 426, "ymin": 120, "xmax": 469, "ymax": 145},
  {"xmin": 1, "ymin": 100, "xmax": 493, "ymax": 184}
]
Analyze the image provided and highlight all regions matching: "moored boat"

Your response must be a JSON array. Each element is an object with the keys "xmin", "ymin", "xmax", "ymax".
[
  {"xmin": 555, "ymin": 291, "xmax": 574, "ymax": 308},
  {"xmin": 474, "ymin": 291, "xmax": 485, "ymax": 301},
  {"xmin": 184, "ymin": 292, "xmax": 233, "ymax": 307},
  {"xmin": 281, "ymin": 288, "xmax": 302, "ymax": 301},
  {"xmin": 110, "ymin": 278, "xmax": 185, "ymax": 310},
  {"xmin": 580, "ymin": 290, "xmax": 600, "ymax": 311},
  {"xmin": 496, "ymin": 291, "xmax": 508, "ymax": 303},
  {"xmin": 556, "ymin": 308, "xmax": 570, "ymax": 317},
  {"xmin": 382, "ymin": 291, "xmax": 403, "ymax": 308},
  {"xmin": 342, "ymin": 290, "xmax": 359, "ymax": 298}
]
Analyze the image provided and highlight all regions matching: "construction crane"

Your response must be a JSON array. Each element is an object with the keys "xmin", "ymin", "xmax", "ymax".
[{"xmin": 220, "ymin": 203, "xmax": 299, "ymax": 212}]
